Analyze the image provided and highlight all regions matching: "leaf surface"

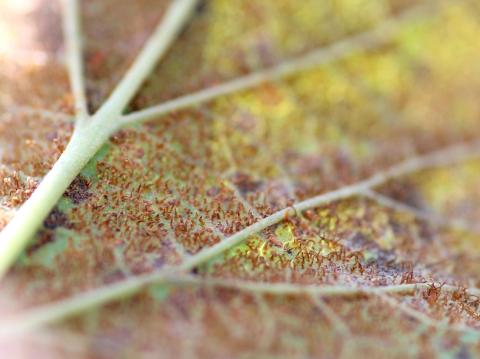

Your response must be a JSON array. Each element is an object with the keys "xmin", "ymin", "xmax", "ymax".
[{"xmin": 1, "ymin": 0, "xmax": 480, "ymax": 357}]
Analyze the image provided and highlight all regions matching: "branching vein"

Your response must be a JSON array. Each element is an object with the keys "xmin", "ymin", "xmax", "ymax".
[
  {"xmin": 1, "ymin": 140, "xmax": 479, "ymax": 335},
  {"xmin": 0, "ymin": 0, "xmax": 200, "ymax": 278},
  {"xmin": 0, "ymin": 0, "xmax": 457, "ymax": 279},
  {"xmin": 2, "ymin": 273, "xmax": 480, "ymax": 338},
  {"xmin": 117, "ymin": 0, "xmax": 449, "ymax": 128}
]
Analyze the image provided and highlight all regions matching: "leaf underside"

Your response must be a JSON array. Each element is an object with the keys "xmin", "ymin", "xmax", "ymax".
[{"xmin": 1, "ymin": 0, "xmax": 480, "ymax": 357}]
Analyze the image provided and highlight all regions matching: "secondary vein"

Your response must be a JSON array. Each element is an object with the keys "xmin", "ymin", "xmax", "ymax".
[{"xmin": 1, "ymin": 139, "xmax": 479, "ymax": 336}]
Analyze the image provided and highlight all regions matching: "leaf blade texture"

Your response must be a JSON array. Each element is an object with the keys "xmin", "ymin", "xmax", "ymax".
[{"xmin": 1, "ymin": 0, "xmax": 480, "ymax": 357}]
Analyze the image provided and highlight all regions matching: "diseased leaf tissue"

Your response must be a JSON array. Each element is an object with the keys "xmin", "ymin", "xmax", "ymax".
[{"xmin": 1, "ymin": 0, "xmax": 480, "ymax": 357}]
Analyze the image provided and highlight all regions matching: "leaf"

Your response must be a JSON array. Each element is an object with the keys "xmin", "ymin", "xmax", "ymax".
[{"xmin": 1, "ymin": 0, "xmax": 480, "ymax": 357}]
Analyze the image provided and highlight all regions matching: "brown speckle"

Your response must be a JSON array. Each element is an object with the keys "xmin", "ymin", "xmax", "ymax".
[
  {"xmin": 230, "ymin": 172, "xmax": 263, "ymax": 195},
  {"xmin": 43, "ymin": 207, "xmax": 70, "ymax": 230},
  {"xmin": 65, "ymin": 176, "xmax": 92, "ymax": 204}
]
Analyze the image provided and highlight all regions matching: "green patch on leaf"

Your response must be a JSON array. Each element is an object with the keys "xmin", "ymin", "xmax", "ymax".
[
  {"xmin": 29, "ymin": 228, "xmax": 83, "ymax": 268},
  {"xmin": 148, "ymin": 284, "xmax": 171, "ymax": 302},
  {"xmin": 81, "ymin": 143, "xmax": 110, "ymax": 181}
]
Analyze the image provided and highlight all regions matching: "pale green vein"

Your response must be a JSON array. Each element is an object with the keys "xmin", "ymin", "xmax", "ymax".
[
  {"xmin": 1, "ymin": 140, "xmax": 479, "ymax": 336},
  {"xmin": 117, "ymin": 0, "xmax": 450, "ymax": 129},
  {"xmin": 2, "ymin": 273, "xmax": 480, "ymax": 338},
  {"xmin": 0, "ymin": 0, "xmax": 200, "ymax": 278},
  {"xmin": 62, "ymin": 0, "xmax": 89, "ymax": 122}
]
